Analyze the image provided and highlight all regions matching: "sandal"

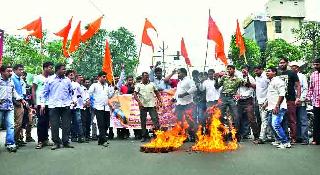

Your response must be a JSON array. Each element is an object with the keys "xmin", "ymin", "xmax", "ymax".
[{"xmin": 35, "ymin": 142, "xmax": 43, "ymax": 149}]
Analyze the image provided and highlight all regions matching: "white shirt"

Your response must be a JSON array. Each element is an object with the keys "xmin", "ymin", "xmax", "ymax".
[
  {"xmin": 267, "ymin": 76, "xmax": 287, "ymax": 110},
  {"xmin": 175, "ymin": 77, "xmax": 196, "ymax": 105},
  {"xmin": 255, "ymin": 72, "xmax": 269, "ymax": 104},
  {"xmin": 200, "ymin": 78, "xmax": 221, "ymax": 102},
  {"xmin": 88, "ymin": 82, "xmax": 114, "ymax": 111},
  {"xmin": 71, "ymin": 81, "xmax": 84, "ymax": 109},
  {"xmin": 238, "ymin": 75, "xmax": 255, "ymax": 99},
  {"xmin": 297, "ymin": 72, "xmax": 308, "ymax": 102}
]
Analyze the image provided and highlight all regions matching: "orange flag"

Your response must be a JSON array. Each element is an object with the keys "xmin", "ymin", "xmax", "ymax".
[
  {"xmin": 207, "ymin": 15, "xmax": 227, "ymax": 65},
  {"xmin": 181, "ymin": 37, "xmax": 192, "ymax": 66},
  {"xmin": 141, "ymin": 18, "xmax": 157, "ymax": 51},
  {"xmin": 102, "ymin": 39, "xmax": 113, "ymax": 83},
  {"xmin": 20, "ymin": 17, "xmax": 43, "ymax": 40},
  {"xmin": 235, "ymin": 19, "xmax": 246, "ymax": 57},
  {"xmin": 69, "ymin": 21, "xmax": 82, "ymax": 54},
  {"xmin": 54, "ymin": 17, "xmax": 73, "ymax": 58},
  {"xmin": 81, "ymin": 16, "xmax": 103, "ymax": 43}
]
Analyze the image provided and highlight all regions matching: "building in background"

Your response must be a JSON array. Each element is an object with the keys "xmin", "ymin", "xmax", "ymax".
[{"xmin": 243, "ymin": 0, "xmax": 305, "ymax": 50}]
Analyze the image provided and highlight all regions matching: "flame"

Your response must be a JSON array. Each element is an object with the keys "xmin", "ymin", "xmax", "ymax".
[
  {"xmin": 142, "ymin": 121, "xmax": 189, "ymax": 151},
  {"xmin": 192, "ymin": 106, "xmax": 238, "ymax": 152}
]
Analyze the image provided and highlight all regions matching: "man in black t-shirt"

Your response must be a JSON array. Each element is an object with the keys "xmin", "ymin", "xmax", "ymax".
[{"xmin": 278, "ymin": 57, "xmax": 301, "ymax": 143}]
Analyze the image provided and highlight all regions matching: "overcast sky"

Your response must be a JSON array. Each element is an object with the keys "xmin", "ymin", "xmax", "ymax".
[{"xmin": 1, "ymin": 0, "xmax": 319, "ymax": 72}]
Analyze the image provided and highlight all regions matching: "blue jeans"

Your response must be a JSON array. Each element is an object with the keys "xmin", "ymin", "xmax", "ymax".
[
  {"xmin": 71, "ymin": 109, "xmax": 84, "ymax": 139},
  {"xmin": 297, "ymin": 106, "xmax": 309, "ymax": 142},
  {"xmin": 0, "ymin": 110, "xmax": 15, "ymax": 146},
  {"xmin": 196, "ymin": 102, "xmax": 207, "ymax": 127},
  {"xmin": 269, "ymin": 108, "xmax": 289, "ymax": 144}
]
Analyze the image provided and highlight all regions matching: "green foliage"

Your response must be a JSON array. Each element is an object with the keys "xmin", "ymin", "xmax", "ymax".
[
  {"xmin": 229, "ymin": 35, "xmax": 261, "ymax": 70},
  {"xmin": 3, "ymin": 32, "xmax": 66, "ymax": 74},
  {"xmin": 292, "ymin": 21, "xmax": 320, "ymax": 73},
  {"xmin": 3, "ymin": 27, "xmax": 138, "ymax": 79},
  {"xmin": 264, "ymin": 39, "xmax": 302, "ymax": 68},
  {"xmin": 71, "ymin": 27, "xmax": 138, "ymax": 79}
]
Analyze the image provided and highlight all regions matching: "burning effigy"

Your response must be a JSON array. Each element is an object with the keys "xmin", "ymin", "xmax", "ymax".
[
  {"xmin": 140, "ymin": 121, "xmax": 189, "ymax": 153},
  {"xmin": 191, "ymin": 106, "xmax": 238, "ymax": 152}
]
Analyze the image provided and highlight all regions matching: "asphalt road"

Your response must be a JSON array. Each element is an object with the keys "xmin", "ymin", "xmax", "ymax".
[{"xmin": 0, "ymin": 130, "xmax": 319, "ymax": 175}]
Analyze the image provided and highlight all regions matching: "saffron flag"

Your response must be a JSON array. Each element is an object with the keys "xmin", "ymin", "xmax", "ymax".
[
  {"xmin": 102, "ymin": 39, "xmax": 113, "ymax": 83},
  {"xmin": 181, "ymin": 37, "xmax": 192, "ymax": 66},
  {"xmin": 54, "ymin": 17, "xmax": 73, "ymax": 58},
  {"xmin": 19, "ymin": 17, "xmax": 43, "ymax": 40},
  {"xmin": 81, "ymin": 16, "xmax": 103, "ymax": 43},
  {"xmin": 69, "ymin": 21, "xmax": 82, "ymax": 54},
  {"xmin": 235, "ymin": 20, "xmax": 246, "ymax": 57},
  {"xmin": 0, "ymin": 29, "xmax": 4, "ymax": 66},
  {"xmin": 141, "ymin": 18, "xmax": 157, "ymax": 51},
  {"xmin": 207, "ymin": 15, "xmax": 227, "ymax": 65}
]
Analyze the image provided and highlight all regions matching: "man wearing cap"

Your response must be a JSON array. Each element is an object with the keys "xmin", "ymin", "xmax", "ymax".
[
  {"xmin": 290, "ymin": 61, "xmax": 309, "ymax": 145},
  {"xmin": 215, "ymin": 65, "xmax": 247, "ymax": 141},
  {"xmin": 307, "ymin": 58, "xmax": 320, "ymax": 145}
]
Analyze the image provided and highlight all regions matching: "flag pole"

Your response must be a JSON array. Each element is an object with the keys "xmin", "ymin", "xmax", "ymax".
[
  {"xmin": 204, "ymin": 9, "xmax": 211, "ymax": 72},
  {"xmin": 135, "ymin": 43, "xmax": 143, "ymax": 75},
  {"xmin": 243, "ymin": 52, "xmax": 248, "ymax": 64}
]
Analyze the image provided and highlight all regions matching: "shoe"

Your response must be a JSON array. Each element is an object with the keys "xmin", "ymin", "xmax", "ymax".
[
  {"xmin": 141, "ymin": 138, "xmax": 147, "ymax": 142},
  {"xmin": 276, "ymin": 143, "xmax": 286, "ymax": 149},
  {"xmin": 7, "ymin": 146, "xmax": 17, "ymax": 152},
  {"xmin": 271, "ymin": 141, "xmax": 280, "ymax": 146},
  {"xmin": 78, "ymin": 137, "xmax": 85, "ymax": 143},
  {"xmin": 284, "ymin": 142, "xmax": 292, "ymax": 148},
  {"xmin": 71, "ymin": 138, "xmax": 78, "ymax": 142},
  {"xmin": 253, "ymin": 139, "xmax": 265, "ymax": 144},
  {"xmin": 63, "ymin": 144, "xmax": 74, "ymax": 148},
  {"xmin": 51, "ymin": 144, "xmax": 61, "ymax": 150},
  {"xmin": 291, "ymin": 139, "xmax": 297, "ymax": 145},
  {"xmin": 35, "ymin": 142, "xmax": 43, "ymax": 149},
  {"xmin": 301, "ymin": 141, "xmax": 309, "ymax": 145},
  {"xmin": 43, "ymin": 140, "xmax": 54, "ymax": 147},
  {"xmin": 26, "ymin": 137, "xmax": 36, "ymax": 142},
  {"xmin": 102, "ymin": 142, "xmax": 109, "ymax": 147}
]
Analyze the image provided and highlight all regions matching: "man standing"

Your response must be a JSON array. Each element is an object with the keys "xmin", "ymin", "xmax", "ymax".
[
  {"xmin": 278, "ymin": 57, "xmax": 301, "ymax": 143},
  {"xmin": 290, "ymin": 61, "xmax": 309, "ymax": 145},
  {"xmin": 173, "ymin": 68, "xmax": 197, "ymax": 141},
  {"xmin": 215, "ymin": 65, "xmax": 245, "ymax": 141},
  {"xmin": 134, "ymin": 72, "xmax": 162, "ymax": 142},
  {"xmin": 88, "ymin": 71, "xmax": 114, "ymax": 146},
  {"xmin": 11, "ymin": 64, "xmax": 27, "ymax": 146},
  {"xmin": 32, "ymin": 61, "xmax": 54, "ymax": 149},
  {"xmin": 253, "ymin": 65, "xmax": 271, "ymax": 144},
  {"xmin": 200, "ymin": 69, "xmax": 220, "ymax": 128},
  {"xmin": 307, "ymin": 58, "xmax": 320, "ymax": 145},
  {"xmin": 80, "ymin": 78, "xmax": 91, "ymax": 141},
  {"xmin": 266, "ymin": 67, "xmax": 291, "ymax": 149},
  {"xmin": 149, "ymin": 62, "xmax": 171, "ymax": 91},
  {"xmin": 237, "ymin": 66, "xmax": 260, "ymax": 142},
  {"xmin": 0, "ymin": 65, "xmax": 22, "ymax": 152},
  {"xmin": 42, "ymin": 63, "xmax": 74, "ymax": 150}
]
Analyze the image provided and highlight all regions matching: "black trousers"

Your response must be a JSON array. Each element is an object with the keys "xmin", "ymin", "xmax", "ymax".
[
  {"xmin": 36, "ymin": 105, "xmax": 50, "ymax": 142},
  {"xmin": 49, "ymin": 107, "xmax": 71, "ymax": 145},
  {"xmin": 140, "ymin": 107, "xmax": 159, "ymax": 138},
  {"xmin": 94, "ymin": 110, "xmax": 110, "ymax": 144},
  {"xmin": 313, "ymin": 107, "xmax": 320, "ymax": 143},
  {"xmin": 81, "ymin": 108, "xmax": 91, "ymax": 138}
]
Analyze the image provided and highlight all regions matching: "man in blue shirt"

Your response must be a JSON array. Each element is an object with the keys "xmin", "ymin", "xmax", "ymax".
[
  {"xmin": 0, "ymin": 65, "xmax": 23, "ymax": 152},
  {"xmin": 11, "ymin": 64, "xmax": 27, "ymax": 146},
  {"xmin": 42, "ymin": 63, "xmax": 75, "ymax": 150}
]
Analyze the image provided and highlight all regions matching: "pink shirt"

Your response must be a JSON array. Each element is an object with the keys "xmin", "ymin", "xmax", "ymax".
[{"xmin": 307, "ymin": 71, "xmax": 320, "ymax": 107}]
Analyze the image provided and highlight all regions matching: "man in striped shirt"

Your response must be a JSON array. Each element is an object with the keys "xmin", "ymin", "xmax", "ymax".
[{"xmin": 307, "ymin": 58, "xmax": 320, "ymax": 145}]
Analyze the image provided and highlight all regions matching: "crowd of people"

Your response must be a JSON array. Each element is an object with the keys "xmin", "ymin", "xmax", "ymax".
[{"xmin": 0, "ymin": 56, "xmax": 319, "ymax": 152}]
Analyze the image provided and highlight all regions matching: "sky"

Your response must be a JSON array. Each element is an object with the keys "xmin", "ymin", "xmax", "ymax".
[{"xmin": 1, "ymin": 0, "xmax": 319, "ymax": 73}]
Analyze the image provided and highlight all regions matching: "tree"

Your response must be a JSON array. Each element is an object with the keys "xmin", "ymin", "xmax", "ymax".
[
  {"xmin": 2, "ymin": 32, "xmax": 66, "ymax": 74},
  {"xmin": 292, "ymin": 21, "xmax": 320, "ymax": 62},
  {"xmin": 264, "ymin": 39, "xmax": 302, "ymax": 68},
  {"xmin": 229, "ymin": 35, "xmax": 261, "ymax": 70},
  {"xmin": 71, "ymin": 27, "xmax": 138, "ymax": 79}
]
